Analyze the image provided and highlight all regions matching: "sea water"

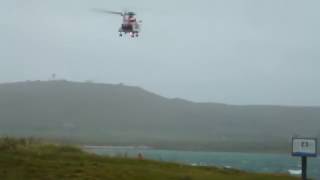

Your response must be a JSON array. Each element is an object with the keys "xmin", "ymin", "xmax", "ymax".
[{"xmin": 84, "ymin": 146, "xmax": 320, "ymax": 179}]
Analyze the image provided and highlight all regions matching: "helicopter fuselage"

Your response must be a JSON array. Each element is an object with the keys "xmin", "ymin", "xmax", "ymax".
[{"xmin": 119, "ymin": 14, "xmax": 140, "ymax": 37}]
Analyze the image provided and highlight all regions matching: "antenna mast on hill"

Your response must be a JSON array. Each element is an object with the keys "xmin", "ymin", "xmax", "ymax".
[{"xmin": 51, "ymin": 73, "xmax": 56, "ymax": 80}]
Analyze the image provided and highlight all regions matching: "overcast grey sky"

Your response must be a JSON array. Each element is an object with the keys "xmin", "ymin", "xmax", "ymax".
[{"xmin": 1, "ymin": 0, "xmax": 320, "ymax": 106}]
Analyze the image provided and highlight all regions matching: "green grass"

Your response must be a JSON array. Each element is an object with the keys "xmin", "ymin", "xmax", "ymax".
[{"xmin": 0, "ymin": 138, "xmax": 298, "ymax": 180}]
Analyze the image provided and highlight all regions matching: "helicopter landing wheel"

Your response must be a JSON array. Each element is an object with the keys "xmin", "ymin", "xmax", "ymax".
[
  {"xmin": 136, "ymin": 33, "xmax": 139, "ymax": 37},
  {"xmin": 119, "ymin": 33, "xmax": 123, "ymax": 37}
]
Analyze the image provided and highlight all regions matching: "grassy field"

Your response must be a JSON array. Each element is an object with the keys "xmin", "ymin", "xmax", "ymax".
[{"xmin": 0, "ymin": 138, "xmax": 298, "ymax": 180}]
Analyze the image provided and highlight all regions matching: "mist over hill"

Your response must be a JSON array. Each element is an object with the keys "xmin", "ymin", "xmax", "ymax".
[{"xmin": 0, "ymin": 80, "xmax": 319, "ymax": 152}]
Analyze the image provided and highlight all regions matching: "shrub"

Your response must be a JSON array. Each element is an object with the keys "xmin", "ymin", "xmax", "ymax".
[{"xmin": 0, "ymin": 137, "xmax": 40, "ymax": 152}]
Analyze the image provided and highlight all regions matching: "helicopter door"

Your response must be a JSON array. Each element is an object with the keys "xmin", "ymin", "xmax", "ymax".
[{"xmin": 122, "ymin": 24, "xmax": 133, "ymax": 31}]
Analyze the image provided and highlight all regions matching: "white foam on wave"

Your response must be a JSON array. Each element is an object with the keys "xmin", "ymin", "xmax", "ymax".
[{"xmin": 288, "ymin": 169, "xmax": 301, "ymax": 175}]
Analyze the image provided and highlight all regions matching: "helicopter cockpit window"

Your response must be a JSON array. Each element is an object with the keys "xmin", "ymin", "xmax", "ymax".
[{"xmin": 127, "ymin": 12, "xmax": 136, "ymax": 16}]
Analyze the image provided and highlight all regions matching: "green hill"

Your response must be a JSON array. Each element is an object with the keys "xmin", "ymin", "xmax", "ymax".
[
  {"xmin": 0, "ymin": 138, "xmax": 297, "ymax": 180},
  {"xmin": 0, "ymin": 80, "xmax": 319, "ymax": 152}
]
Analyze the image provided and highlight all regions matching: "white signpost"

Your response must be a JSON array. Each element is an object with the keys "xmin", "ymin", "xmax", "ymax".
[{"xmin": 292, "ymin": 138, "xmax": 317, "ymax": 180}]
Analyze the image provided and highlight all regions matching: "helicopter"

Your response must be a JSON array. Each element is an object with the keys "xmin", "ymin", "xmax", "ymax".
[{"xmin": 94, "ymin": 9, "xmax": 142, "ymax": 38}]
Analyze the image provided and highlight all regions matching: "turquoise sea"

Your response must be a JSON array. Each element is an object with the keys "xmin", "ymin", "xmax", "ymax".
[{"xmin": 84, "ymin": 146, "xmax": 320, "ymax": 179}]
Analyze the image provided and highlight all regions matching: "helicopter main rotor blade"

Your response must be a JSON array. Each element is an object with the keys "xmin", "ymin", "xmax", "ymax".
[{"xmin": 92, "ymin": 8, "xmax": 123, "ymax": 16}]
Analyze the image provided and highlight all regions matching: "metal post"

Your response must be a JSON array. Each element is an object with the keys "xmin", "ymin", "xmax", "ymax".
[{"xmin": 301, "ymin": 156, "xmax": 307, "ymax": 180}]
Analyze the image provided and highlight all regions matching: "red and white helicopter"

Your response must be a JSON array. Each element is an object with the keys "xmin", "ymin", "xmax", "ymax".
[{"xmin": 94, "ymin": 9, "xmax": 142, "ymax": 38}]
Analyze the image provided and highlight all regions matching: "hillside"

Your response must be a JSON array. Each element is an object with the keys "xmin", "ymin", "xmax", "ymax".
[
  {"xmin": 0, "ymin": 80, "xmax": 319, "ymax": 152},
  {"xmin": 0, "ymin": 138, "xmax": 298, "ymax": 180}
]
